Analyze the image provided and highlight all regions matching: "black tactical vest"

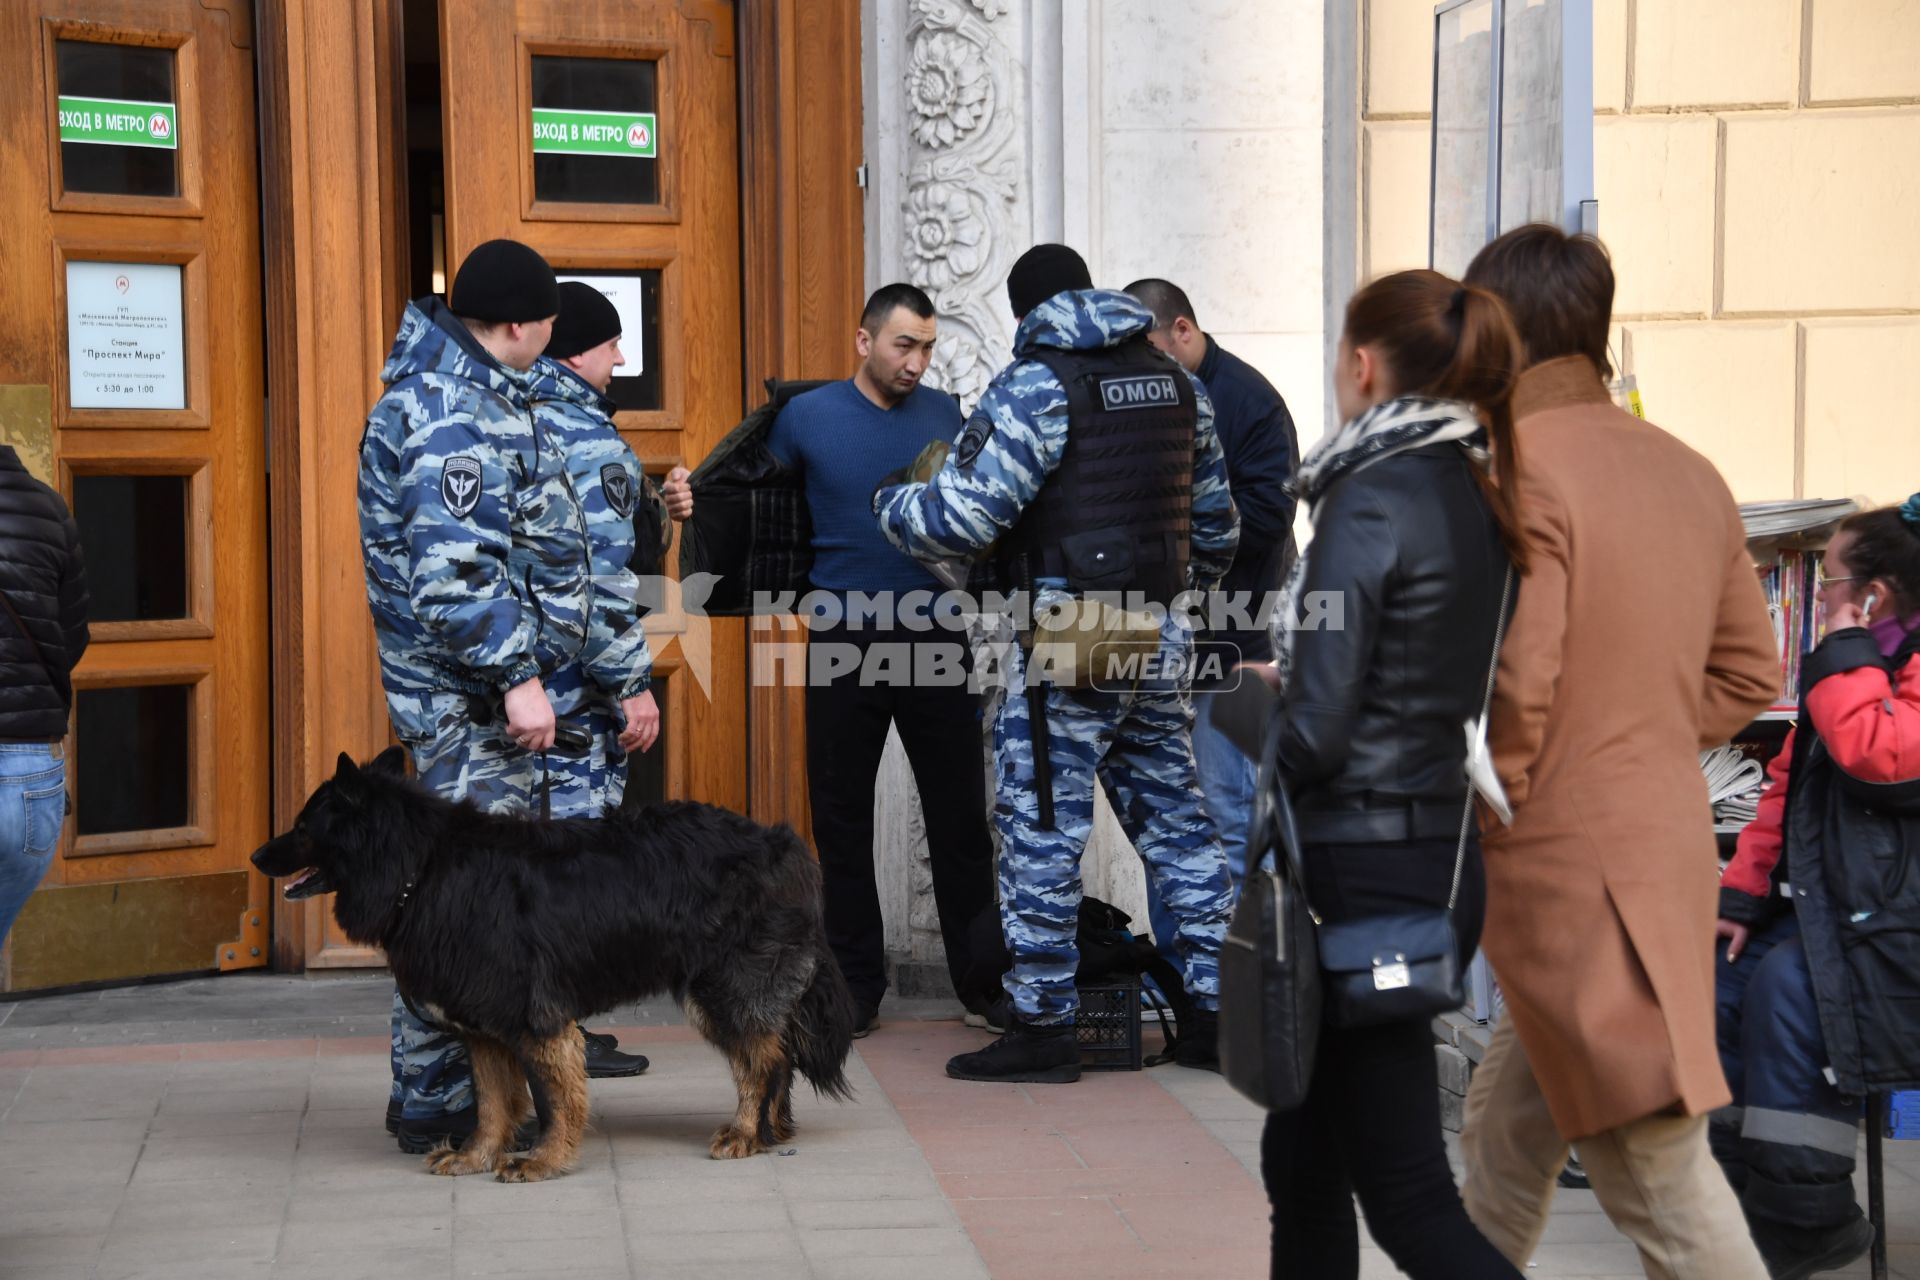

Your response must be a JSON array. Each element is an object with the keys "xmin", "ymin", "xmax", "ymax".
[{"xmin": 1001, "ymin": 338, "xmax": 1196, "ymax": 606}]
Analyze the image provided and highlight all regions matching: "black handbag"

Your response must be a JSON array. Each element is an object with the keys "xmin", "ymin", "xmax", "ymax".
[
  {"xmin": 1219, "ymin": 705, "xmax": 1323, "ymax": 1111},
  {"xmin": 1316, "ymin": 566, "xmax": 1514, "ymax": 1029}
]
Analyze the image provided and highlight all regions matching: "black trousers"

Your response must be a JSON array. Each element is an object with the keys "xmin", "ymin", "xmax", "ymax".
[
  {"xmin": 804, "ymin": 621, "xmax": 997, "ymax": 1009},
  {"xmin": 1262, "ymin": 834, "xmax": 1521, "ymax": 1280}
]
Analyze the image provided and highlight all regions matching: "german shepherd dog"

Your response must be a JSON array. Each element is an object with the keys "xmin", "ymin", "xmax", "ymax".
[{"xmin": 252, "ymin": 748, "xmax": 855, "ymax": 1182}]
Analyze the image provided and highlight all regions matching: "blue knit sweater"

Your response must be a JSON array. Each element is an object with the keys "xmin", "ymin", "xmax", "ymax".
[{"xmin": 767, "ymin": 379, "xmax": 960, "ymax": 593}]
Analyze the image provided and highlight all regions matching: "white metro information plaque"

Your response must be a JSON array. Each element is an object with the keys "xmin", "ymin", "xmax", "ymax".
[{"xmin": 66, "ymin": 260, "xmax": 187, "ymax": 410}]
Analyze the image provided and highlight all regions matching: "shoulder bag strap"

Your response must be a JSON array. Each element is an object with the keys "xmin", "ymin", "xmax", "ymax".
[
  {"xmin": 1251, "ymin": 685, "xmax": 1319, "ymax": 923},
  {"xmin": 1449, "ymin": 564, "xmax": 1516, "ymax": 911}
]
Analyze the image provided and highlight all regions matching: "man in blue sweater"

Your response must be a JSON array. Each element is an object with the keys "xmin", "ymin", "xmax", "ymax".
[
  {"xmin": 1126, "ymin": 279, "xmax": 1298, "ymax": 971},
  {"xmin": 665, "ymin": 284, "xmax": 999, "ymax": 1037}
]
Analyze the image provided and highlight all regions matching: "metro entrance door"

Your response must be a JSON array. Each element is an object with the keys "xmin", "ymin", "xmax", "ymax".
[
  {"xmin": 436, "ymin": 0, "xmax": 748, "ymax": 810},
  {"xmin": 0, "ymin": 0, "xmax": 272, "ymax": 990}
]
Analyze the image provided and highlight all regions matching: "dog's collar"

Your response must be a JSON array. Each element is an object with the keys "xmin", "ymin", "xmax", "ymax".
[{"xmin": 395, "ymin": 876, "xmax": 417, "ymax": 912}]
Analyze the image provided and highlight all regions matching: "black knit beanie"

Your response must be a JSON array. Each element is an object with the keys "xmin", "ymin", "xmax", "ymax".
[
  {"xmin": 1007, "ymin": 244, "xmax": 1093, "ymax": 318},
  {"xmin": 545, "ymin": 281, "xmax": 623, "ymax": 359},
  {"xmin": 448, "ymin": 239, "xmax": 560, "ymax": 323}
]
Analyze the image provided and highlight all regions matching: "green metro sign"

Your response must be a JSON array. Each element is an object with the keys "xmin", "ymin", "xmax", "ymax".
[
  {"xmin": 531, "ymin": 107, "xmax": 658, "ymax": 159},
  {"xmin": 58, "ymin": 96, "xmax": 178, "ymax": 149}
]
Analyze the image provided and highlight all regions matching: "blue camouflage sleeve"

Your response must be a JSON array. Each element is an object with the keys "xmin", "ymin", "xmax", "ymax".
[
  {"xmin": 580, "ymin": 447, "xmax": 653, "ymax": 699},
  {"xmin": 873, "ymin": 364, "xmax": 1068, "ymax": 560},
  {"xmin": 397, "ymin": 389, "xmax": 543, "ymax": 690},
  {"xmin": 583, "ymin": 582, "xmax": 653, "ymax": 699},
  {"xmin": 1187, "ymin": 373, "xmax": 1240, "ymax": 589}
]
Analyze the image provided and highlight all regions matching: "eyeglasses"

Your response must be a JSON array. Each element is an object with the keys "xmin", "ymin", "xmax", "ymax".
[{"xmin": 1819, "ymin": 573, "xmax": 1868, "ymax": 588}]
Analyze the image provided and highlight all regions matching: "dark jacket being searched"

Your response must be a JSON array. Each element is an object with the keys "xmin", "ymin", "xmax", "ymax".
[
  {"xmin": 675, "ymin": 380, "xmax": 826, "ymax": 615},
  {"xmin": 1279, "ymin": 444, "xmax": 1508, "ymax": 846},
  {"xmin": 0, "ymin": 447, "xmax": 90, "ymax": 742},
  {"xmin": 1196, "ymin": 336, "xmax": 1298, "ymax": 668}
]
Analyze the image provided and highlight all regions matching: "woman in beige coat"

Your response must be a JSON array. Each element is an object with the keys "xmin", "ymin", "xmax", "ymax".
[{"xmin": 1458, "ymin": 225, "xmax": 1781, "ymax": 1280}]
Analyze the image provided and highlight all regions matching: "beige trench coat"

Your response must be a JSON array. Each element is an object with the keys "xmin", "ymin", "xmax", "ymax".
[{"xmin": 1483, "ymin": 357, "xmax": 1780, "ymax": 1141}]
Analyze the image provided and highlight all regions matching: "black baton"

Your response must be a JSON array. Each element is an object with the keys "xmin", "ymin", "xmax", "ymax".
[{"xmin": 1019, "ymin": 557, "xmax": 1055, "ymax": 830}]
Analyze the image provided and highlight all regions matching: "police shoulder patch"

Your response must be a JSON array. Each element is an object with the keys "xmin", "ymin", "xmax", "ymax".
[
  {"xmin": 601, "ymin": 463, "xmax": 635, "ymax": 517},
  {"xmin": 440, "ymin": 456, "xmax": 482, "ymax": 518},
  {"xmin": 1097, "ymin": 373, "xmax": 1181, "ymax": 411},
  {"xmin": 954, "ymin": 411, "xmax": 996, "ymax": 468}
]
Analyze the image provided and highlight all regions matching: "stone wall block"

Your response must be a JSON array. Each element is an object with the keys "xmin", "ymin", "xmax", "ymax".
[
  {"xmin": 1366, "ymin": 0, "xmax": 1438, "ymax": 118},
  {"xmin": 1633, "ymin": 0, "xmax": 1799, "ymax": 110},
  {"xmin": 1722, "ymin": 111, "xmax": 1920, "ymax": 314},
  {"xmin": 1807, "ymin": 0, "xmax": 1920, "ymax": 104},
  {"xmin": 1103, "ymin": 0, "xmax": 1320, "ymax": 130},
  {"xmin": 1595, "ymin": 0, "xmax": 1628, "ymax": 114},
  {"xmin": 1624, "ymin": 321, "xmax": 1798, "ymax": 500},
  {"xmin": 1802, "ymin": 319, "xmax": 1920, "ymax": 505},
  {"xmin": 1435, "ymin": 1043, "xmax": 1472, "ymax": 1095},
  {"xmin": 1103, "ymin": 130, "xmax": 1324, "ymax": 334},
  {"xmin": 1594, "ymin": 115, "xmax": 1717, "ymax": 316},
  {"xmin": 1363, "ymin": 120, "xmax": 1433, "ymax": 278}
]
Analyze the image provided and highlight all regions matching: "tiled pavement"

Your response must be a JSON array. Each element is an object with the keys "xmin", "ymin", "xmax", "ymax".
[{"xmin": 0, "ymin": 974, "xmax": 1914, "ymax": 1279}]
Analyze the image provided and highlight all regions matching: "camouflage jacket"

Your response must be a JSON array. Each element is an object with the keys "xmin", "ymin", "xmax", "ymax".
[
  {"xmin": 359, "ymin": 299, "xmax": 591, "ymax": 699},
  {"xmin": 873, "ymin": 288, "xmax": 1239, "ymax": 589},
  {"xmin": 528, "ymin": 357, "xmax": 654, "ymax": 697}
]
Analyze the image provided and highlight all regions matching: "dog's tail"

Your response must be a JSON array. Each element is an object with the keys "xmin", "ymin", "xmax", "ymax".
[{"xmin": 787, "ymin": 939, "xmax": 856, "ymax": 1102}]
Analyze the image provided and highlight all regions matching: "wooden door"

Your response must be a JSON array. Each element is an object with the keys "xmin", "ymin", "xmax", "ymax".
[
  {"xmin": 0, "ymin": 0, "xmax": 271, "ymax": 989},
  {"xmin": 435, "ymin": 0, "xmax": 747, "ymax": 811}
]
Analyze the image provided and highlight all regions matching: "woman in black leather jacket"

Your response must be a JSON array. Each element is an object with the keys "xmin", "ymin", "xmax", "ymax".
[{"xmin": 1258, "ymin": 270, "xmax": 1527, "ymax": 1279}]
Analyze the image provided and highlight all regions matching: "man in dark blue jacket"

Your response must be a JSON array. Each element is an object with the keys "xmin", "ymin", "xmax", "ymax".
[{"xmin": 1126, "ymin": 278, "xmax": 1298, "ymax": 975}]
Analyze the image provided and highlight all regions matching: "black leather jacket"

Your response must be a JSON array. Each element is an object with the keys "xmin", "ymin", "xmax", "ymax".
[
  {"xmin": 1277, "ymin": 445, "xmax": 1510, "ymax": 843},
  {"xmin": 0, "ymin": 447, "xmax": 89, "ymax": 742}
]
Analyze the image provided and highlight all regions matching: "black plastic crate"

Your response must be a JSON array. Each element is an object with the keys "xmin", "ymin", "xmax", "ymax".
[{"xmin": 1076, "ymin": 977, "xmax": 1144, "ymax": 1071}]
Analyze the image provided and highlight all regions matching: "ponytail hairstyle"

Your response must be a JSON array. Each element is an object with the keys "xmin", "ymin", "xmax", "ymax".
[
  {"xmin": 1835, "ymin": 496, "xmax": 1920, "ymax": 618},
  {"xmin": 1343, "ymin": 269, "xmax": 1529, "ymax": 571}
]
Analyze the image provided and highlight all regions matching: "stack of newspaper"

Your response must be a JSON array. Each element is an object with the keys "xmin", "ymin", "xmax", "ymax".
[
  {"xmin": 1739, "ymin": 499, "xmax": 1859, "ymax": 541},
  {"xmin": 1702, "ymin": 744, "xmax": 1766, "ymax": 828}
]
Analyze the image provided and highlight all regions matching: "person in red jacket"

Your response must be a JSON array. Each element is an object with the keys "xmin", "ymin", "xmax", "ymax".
[{"xmin": 1715, "ymin": 497, "xmax": 1920, "ymax": 1279}]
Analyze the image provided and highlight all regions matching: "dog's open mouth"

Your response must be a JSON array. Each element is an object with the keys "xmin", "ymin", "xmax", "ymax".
[{"xmin": 282, "ymin": 868, "xmax": 333, "ymax": 900}]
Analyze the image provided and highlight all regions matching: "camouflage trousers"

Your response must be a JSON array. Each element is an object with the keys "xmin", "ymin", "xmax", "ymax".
[
  {"xmin": 384, "ymin": 675, "xmax": 623, "ymax": 1120},
  {"xmin": 990, "ymin": 628, "xmax": 1232, "ymax": 1025}
]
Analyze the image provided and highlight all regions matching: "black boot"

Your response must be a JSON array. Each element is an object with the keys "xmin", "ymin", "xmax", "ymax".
[
  {"xmin": 1751, "ymin": 1215, "xmax": 1875, "ymax": 1280},
  {"xmin": 1173, "ymin": 1009, "xmax": 1219, "ymax": 1072},
  {"xmin": 581, "ymin": 1024, "xmax": 649, "ymax": 1078},
  {"xmin": 946, "ymin": 1019, "xmax": 1081, "ymax": 1083}
]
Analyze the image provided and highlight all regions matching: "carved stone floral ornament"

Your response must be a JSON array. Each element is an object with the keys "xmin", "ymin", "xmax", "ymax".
[
  {"xmin": 907, "ymin": 30, "xmax": 991, "ymax": 149},
  {"xmin": 929, "ymin": 328, "xmax": 991, "ymax": 405},
  {"xmin": 905, "ymin": 180, "xmax": 987, "ymax": 288}
]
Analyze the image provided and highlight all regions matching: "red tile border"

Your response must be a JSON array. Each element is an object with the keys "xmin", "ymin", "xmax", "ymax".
[
  {"xmin": 314, "ymin": 1036, "xmax": 390, "ymax": 1057},
  {"xmin": 179, "ymin": 1038, "xmax": 318, "ymax": 1061},
  {"xmin": 0, "ymin": 1022, "xmax": 708, "ymax": 1071},
  {"xmin": 855, "ymin": 1021, "xmax": 1269, "ymax": 1273}
]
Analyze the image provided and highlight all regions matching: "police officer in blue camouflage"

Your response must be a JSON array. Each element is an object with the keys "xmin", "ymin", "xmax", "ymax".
[
  {"xmin": 359, "ymin": 240, "xmax": 644, "ymax": 1156},
  {"xmin": 529, "ymin": 281, "xmax": 666, "ymax": 812},
  {"xmin": 874, "ymin": 244, "xmax": 1240, "ymax": 1083}
]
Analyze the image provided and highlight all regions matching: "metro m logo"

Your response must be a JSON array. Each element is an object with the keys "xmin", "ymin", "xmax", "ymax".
[{"xmin": 1098, "ymin": 374, "xmax": 1180, "ymax": 411}]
